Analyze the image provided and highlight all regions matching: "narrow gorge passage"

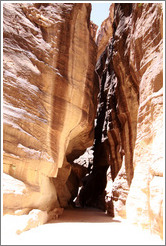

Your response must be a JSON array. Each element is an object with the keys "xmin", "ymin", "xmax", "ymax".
[{"xmin": 3, "ymin": 2, "xmax": 164, "ymax": 244}]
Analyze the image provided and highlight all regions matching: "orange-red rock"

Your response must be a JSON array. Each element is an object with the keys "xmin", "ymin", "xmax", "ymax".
[
  {"xmin": 89, "ymin": 21, "xmax": 98, "ymax": 41},
  {"xmin": 3, "ymin": 3, "xmax": 98, "ymax": 212},
  {"xmin": 125, "ymin": 3, "xmax": 163, "ymax": 238},
  {"xmin": 93, "ymin": 3, "xmax": 163, "ymax": 238},
  {"xmin": 3, "ymin": 2, "xmax": 164, "ymax": 239}
]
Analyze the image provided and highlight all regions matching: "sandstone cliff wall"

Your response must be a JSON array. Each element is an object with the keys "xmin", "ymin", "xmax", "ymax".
[
  {"xmin": 3, "ymin": 2, "xmax": 164, "ymax": 239},
  {"xmin": 89, "ymin": 21, "xmax": 98, "ymax": 41},
  {"xmin": 125, "ymin": 3, "xmax": 163, "ymax": 238},
  {"xmin": 94, "ymin": 3, "xmax": 163, "ymax": 238},
  {"xmin": 3, "ymin": 3, "xmax": 98, "ymax": 212}
]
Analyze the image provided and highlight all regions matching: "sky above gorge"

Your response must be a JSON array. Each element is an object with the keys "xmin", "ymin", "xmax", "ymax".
[{"xmin": 90, "ymin": 2, "xmax": 111, "ymax": 28}]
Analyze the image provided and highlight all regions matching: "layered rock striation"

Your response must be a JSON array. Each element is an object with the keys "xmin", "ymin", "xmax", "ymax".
[
  {"xmin": 3, "ymin": 3, "xmax": 98, "ymax": 212},
  {"xmin": 125, "ymin": 3, "xmax": 163, "ymax": 238},
  {"xmin": 94, "ymin": 3, "xmax": 139, "ymax": 216},
  {"xmin": 91, "ymin": 3, "xmax": 163, "ymax": 238},
  {"xmin": 3, "ymin": 2, "xmax": 164, "ymax": 239}
]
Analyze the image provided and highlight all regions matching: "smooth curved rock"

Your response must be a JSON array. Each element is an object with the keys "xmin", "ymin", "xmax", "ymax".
[{"xmin": 3, "ymin": 3, "xmax": 98, "ymax": 212}]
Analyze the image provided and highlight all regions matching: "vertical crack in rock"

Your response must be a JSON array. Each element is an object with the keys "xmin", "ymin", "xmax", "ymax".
[
  {"xmin": 77, "ymin": 3, "xmax": 139, "ymax": 216},
  {"xmin": 85, "ymin": 2, "xmax": 163, "ymax": 239},
  {"xmin": 3, "ymin": 2, "xmax": 163, "ymax": 239}
]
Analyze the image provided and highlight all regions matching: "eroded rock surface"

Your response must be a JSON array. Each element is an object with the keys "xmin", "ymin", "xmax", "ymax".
[
  {"xmin": 3, "ymin": 2, "xmax": 163, "ymax": 239},
  {"xmin": 3, "ymin": 3, "xmax": 98, "ymax": 212},
  {"xmin": 125, "ymin": 3, "xmax": 163, "ymax": 238},
  {"xmin": 89, "ymin": 21, "xmax": 98, "ymax": 41},
  {"xmin": 93, "ymin": 3, "xmax": 163, "ymax": 238}
]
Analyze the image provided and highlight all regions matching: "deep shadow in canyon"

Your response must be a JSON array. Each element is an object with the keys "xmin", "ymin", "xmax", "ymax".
[
  {"xmin": 3, "ymin": 2, "xmax": 163, "ymax": 240},
  {"xmin": 67, "ymin": 3, "xmax": 138, "ymax": 217}
]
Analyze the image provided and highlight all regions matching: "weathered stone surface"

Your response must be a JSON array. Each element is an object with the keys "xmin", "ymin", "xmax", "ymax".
[
  {"xmin": 3, "ymin": 3, "xmax": 98, "ymax": 212},
  {"xmin": 92, "ymin": 2, "xmax": 163, "ymax": 238},
  {"xmin": 3, "ymin": 2, "xmax": 163, "ymax": 239},
  {"xmin": 125, "ymin": 3, "xmax": 163, "ymax": 238},
  {"xmin": 89, "ymin": 21, "xmax": 98, "ymax": 41},
  {"xmin": 94, "ymin": 4, "xmax": 139, "ymax": 217},
  {"xmin": 3, "ymin": 168, "xmax": 59, "ymax": 214}
]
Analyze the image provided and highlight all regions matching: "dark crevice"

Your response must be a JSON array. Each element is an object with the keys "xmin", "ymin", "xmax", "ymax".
[{"xmin": 70, "ymin": 3, "xmax": 139, "ymax": 217}]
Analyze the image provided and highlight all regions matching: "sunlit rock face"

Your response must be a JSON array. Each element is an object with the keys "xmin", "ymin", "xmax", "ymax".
[
  {"xmin": 125, "ymin": 3, "xmax": 163, "ymax": 238},
  {"xmin": 89, "ymin": 21, "xmax": 98, "ymax": 42},
  {"xmin": 94, "ymin": 3, "xmax": 163, "ymax": 237},
  {"xmin": 3, "ymin": 3, "xmax": 98, "ymax": 212}
]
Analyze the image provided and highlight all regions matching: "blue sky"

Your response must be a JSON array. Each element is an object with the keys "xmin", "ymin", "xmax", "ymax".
[{"xmin": 90, "ymin": 2, "xmax": 111, "ymax": 28}]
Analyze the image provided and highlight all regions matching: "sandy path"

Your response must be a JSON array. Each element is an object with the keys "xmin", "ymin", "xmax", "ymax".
[{"xmin": 2, "ymin": 208, "xmax": 164, "ymax": 245}]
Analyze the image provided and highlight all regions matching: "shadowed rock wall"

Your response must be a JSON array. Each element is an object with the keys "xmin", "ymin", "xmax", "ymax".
[{"xmin": 93, "ymin": 3, "xmax": 163, "ymax": 238}]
